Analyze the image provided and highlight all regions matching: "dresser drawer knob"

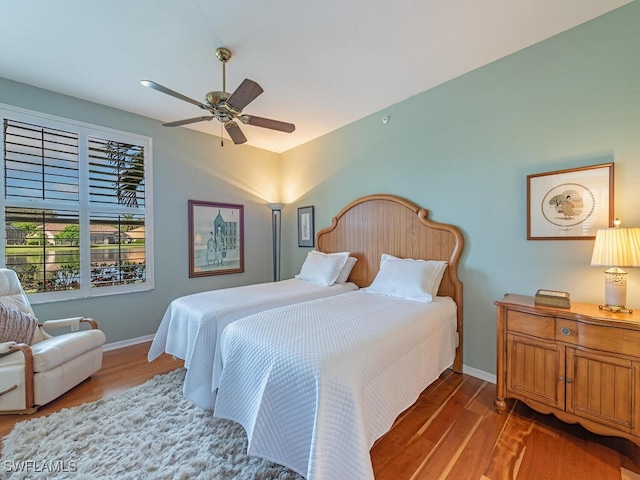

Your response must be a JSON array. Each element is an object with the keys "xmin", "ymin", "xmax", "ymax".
[{"xmin": 560, "ymin": 327, "xmax": 571, "ymax": 335}]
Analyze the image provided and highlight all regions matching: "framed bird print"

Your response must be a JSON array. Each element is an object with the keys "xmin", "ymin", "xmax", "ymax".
[{"xmin": 527, "ymin": 163, "xmax": 613, "ymax": 240}]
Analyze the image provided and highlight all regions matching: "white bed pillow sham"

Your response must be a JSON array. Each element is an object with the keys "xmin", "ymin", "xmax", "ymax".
[
  {"xmin": 363, "ymin": 253, "xmax": 447, "ymax": 302},
  {"xmin": 335, "ymin": 256, "xmax": 357, "ymax": 284},
  {"xmin": 295, "ymin": 250, "xmax": 350, "ymax": 286}
]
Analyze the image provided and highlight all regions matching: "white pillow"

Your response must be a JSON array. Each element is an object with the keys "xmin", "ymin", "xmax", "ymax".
[
  {"xmin": 364, "ymin": 254, "xmax": 447, "ymax": 302},
  {"xmin": 295, "ymin": 251, "xmax": 350, "ymax": 286},
  {"xmin": 335, "ymin": 256, "xmax": 357, "ymax": 284}
]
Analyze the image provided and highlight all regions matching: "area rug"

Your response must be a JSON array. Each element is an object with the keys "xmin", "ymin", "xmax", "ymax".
[{"xmin": 1, "ymin": 369, "xmax": 304, "ymax": 480}]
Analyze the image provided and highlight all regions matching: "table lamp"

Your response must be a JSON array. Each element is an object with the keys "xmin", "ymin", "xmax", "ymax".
[{"xmin": 590, "ymin": 219, "xmax": 640, "ymax": 313}]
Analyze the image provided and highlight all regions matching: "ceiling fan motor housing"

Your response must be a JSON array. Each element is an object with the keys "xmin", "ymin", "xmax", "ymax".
[
  {"xmin": 204, "ymin": 90, "xmax": 241, "ymax": 123},
  {"xmin": 204, "ymin": 90, "xmax": 241, "ymax": 122},
  {"xmin": 213, "ymin": 103, "xmax": 239, "ymax": 123},
  {"xmin": 204, "ymin": 91, "xmax": 229, "ymax": 106}
]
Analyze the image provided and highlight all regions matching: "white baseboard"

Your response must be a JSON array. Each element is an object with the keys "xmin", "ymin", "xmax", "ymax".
[
  {"xmin": 463, "ymin": 364, "xmax": 496, "ymax": 384},
  {"xmin": 103, "ymin": 334, "xmax": 154, "ymax": 352}
]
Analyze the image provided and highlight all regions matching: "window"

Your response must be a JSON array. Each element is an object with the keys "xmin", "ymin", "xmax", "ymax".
[{"xmin": 1, "ymin": 105, "xmax": 153, "ymax": 302}]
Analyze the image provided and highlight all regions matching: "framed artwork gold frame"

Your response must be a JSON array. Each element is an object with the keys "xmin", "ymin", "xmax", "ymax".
[{"xmin": 527, "ymin": 163, "xmax": 614, "ymax": 240}]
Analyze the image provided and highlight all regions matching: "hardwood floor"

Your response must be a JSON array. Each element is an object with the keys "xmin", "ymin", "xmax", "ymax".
[
  {"xmin": 1, "ymin": 342, "xmax": 638, "ymax": 479},
  {"xmin": 372, "ymin": 371, "xmax": 639, "ymax": 480}
]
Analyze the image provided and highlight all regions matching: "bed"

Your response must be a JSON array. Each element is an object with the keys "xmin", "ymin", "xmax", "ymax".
[
  {"xmin": 213, "ymin": 194, "xmax": 464, "ymax": 480},
  {"xmin": 148, "ymin": 271, "xmax": 357, "ymax": 410}
]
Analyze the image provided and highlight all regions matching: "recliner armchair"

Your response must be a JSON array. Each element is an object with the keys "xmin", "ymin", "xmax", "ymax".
[{"xmin": 0, "ymin": 268, "xmax": 106, "ymax": 414}]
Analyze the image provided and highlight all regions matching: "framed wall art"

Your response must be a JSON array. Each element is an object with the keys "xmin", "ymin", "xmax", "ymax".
[
  {"xmin": 298, "ymin": 206, "xmax": 315, "ymax": 247},
  {"xmin": 527, "ymin": 163, "xmax": 614, "ymax": 240},
  {"xmin": 188, "ymin": 200, "xmax": 244, "ymax": 277}
]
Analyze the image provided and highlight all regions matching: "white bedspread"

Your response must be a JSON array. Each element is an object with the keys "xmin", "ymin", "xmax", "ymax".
[
  {"xmin": 213, "ymin": 291, "xmax": 457, "ymax": 480},
  {"xmin": 148, "ymin": 278, "xmax": 357, "ymax": 409}
]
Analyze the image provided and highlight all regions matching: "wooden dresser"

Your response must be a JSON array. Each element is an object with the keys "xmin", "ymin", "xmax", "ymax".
[{"xmin": 495, "ymin": 294, "xmax": 640, "ymax": 447}]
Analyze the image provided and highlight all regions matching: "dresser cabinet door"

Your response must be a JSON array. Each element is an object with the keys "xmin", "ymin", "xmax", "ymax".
[
  {"xmin": 566, "ymin": 348, "xmax": 636, "ymax": 432},
  {"xmin": 506, "ymin": 333, "xmax": 564, "ymax": 410}
]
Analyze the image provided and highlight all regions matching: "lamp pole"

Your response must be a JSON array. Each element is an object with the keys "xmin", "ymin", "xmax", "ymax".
[{"xmin": 267, "ymin": 203, "xmax": 285, "ymax": 282}]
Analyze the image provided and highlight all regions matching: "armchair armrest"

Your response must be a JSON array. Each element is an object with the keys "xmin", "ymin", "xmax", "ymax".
[
  {"xmin": 41, "ymin": 317, "xmax": 99, "ymax": 330},
  {"xmin": 0, "ymin": 342, "xmax": 17, "ymax": 354},
  {"xmin": 0, "ymin": 343, "xmax": 34, "ymax": 408},
  {"xmin": 80, "ymin": 318, "xmax": 99, "ymax": 329},
  {"xmin": 40, "ymin": 317, "xmax": 82, "ymax": 329}
]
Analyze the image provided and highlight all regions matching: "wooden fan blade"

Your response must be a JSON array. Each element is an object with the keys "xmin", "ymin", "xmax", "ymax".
[
  {"xmin": 224, "ymin": 121, "xmax": 247, "ymax": 144},
  {"xmin": 163, "ymin": 116, "xmax": 213, "ymax": 127},
  {"xmin": 239, "ymin": 115, "xmax": 295, "ymax": 133},
  {"xmin": 141, "ymin": 80, "xmax": 206, "ymax": 109},
  {"xmin": 227, "ymin": 79, "xmax": 263, "ymax": 111}
]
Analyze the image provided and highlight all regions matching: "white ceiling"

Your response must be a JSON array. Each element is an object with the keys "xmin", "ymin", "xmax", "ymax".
[{"xmin": 0, "ymin": 0, "xmax": 631, "ymax": 153}]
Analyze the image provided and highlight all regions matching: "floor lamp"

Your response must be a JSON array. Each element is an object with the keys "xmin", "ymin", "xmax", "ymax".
[{"xmin": 267, "ymin": 203, "xmax": 285, "ymax": 282}]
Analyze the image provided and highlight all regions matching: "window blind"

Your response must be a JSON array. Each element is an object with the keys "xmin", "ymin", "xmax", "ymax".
[{"xmin": 2, "ymin": 109, "xmax": 153, "ymax": 300}]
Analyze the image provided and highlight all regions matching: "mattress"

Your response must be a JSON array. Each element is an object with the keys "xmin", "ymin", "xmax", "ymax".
[
  {"xmin": 148, "ymin": 278, "xmax": 357, "ymax": 409},
  {"xmin": 213, "ymin": 291, "xmax": 457, "ymax": 480}
]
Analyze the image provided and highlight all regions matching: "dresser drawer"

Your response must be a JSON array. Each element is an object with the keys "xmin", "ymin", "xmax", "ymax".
[
  {"xmin": 577, "ymin": 322, "xmax": 640, "ymax": 357},
  {"xmin": 506, "ymin": 310, "xmax": 555, "ymax": 340},
  {"xmin": 555, "ymin": 319, "xmax": 578, "ymax": 345}
]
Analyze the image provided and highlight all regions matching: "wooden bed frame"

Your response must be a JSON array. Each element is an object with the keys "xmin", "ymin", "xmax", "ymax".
[{"xmin": 316, "ymin": 194, "xmax": 465, "ymax": 372}]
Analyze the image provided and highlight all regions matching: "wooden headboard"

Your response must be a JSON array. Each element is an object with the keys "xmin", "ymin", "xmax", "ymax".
[{"xmin": 316, "ymin": 194, "xmax": 465, "ymax": 372}]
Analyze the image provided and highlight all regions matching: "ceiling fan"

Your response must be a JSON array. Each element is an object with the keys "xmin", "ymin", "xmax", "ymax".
[{"xmin": 141, "ymin": 47, "xmax": 295, "ymax": 145}]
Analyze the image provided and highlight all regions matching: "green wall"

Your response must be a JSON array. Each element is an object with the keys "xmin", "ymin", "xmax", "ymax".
[
  {"xmin": 280, "ymin": 2, "xmax": 640, "ymax": 375},
  {"xmin": 0, "ymin": 77, "xmax": 281, "ymax": 345}
]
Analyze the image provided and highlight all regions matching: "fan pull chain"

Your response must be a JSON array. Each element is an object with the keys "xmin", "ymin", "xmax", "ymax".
[{"xmin": 220, "ymin": 122, "xmax": 224, "ymax": 147}]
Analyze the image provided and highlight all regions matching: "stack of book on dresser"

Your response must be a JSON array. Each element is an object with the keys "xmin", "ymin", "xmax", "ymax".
[{"xmin": 534, "ymin": 289, "xmax": 571, "ymax": 309}]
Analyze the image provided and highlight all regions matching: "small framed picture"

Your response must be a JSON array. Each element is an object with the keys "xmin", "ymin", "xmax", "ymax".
[
  {"xmin": 297, "ymin": 206, "xmax": 315, "ymax": 247},
  {"xmin": 188, "ymin": 200, "xmax": 244, "ymax": 277},
  {"xmin": 527, "ymin": 163, "xmax": 614, "ymax": 240}
]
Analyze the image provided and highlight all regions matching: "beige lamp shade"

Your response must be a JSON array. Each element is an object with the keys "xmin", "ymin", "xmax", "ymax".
[{"xmin": 590, "ymin": 227, "xmax": 640, "ymax": 267}]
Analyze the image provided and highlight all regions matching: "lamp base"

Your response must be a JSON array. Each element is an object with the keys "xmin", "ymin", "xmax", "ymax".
[
  {"xmin": 602, "ymin": 270, "xmax": 630, "ymax": 314},
  {"xmin": 598, "ymin": 304, "xmax": 633, "ymax": 314}
]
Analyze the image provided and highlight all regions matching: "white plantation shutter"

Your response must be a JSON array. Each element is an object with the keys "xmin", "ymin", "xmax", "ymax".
[
  {"xmin": 4, "ymin": 120, "xmax": 79, "ymax": 202},
  {"xmin": 88, "ymin": 137, "xmax": 145, "ymax": 208},
  {"xmin": 1, "ymin": 106, "xmax": 153, "ymax": 301}
]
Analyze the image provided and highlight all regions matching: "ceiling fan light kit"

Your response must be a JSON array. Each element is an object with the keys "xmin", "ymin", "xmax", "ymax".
[{"xmin": 141, "ymin": 47, "xmax": 294, "ymax": 145}]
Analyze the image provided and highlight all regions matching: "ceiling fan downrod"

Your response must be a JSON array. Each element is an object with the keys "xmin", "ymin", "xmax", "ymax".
[{"xmin": 215, "ymin": 47, "xmax": 232, "ymax": 94}]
